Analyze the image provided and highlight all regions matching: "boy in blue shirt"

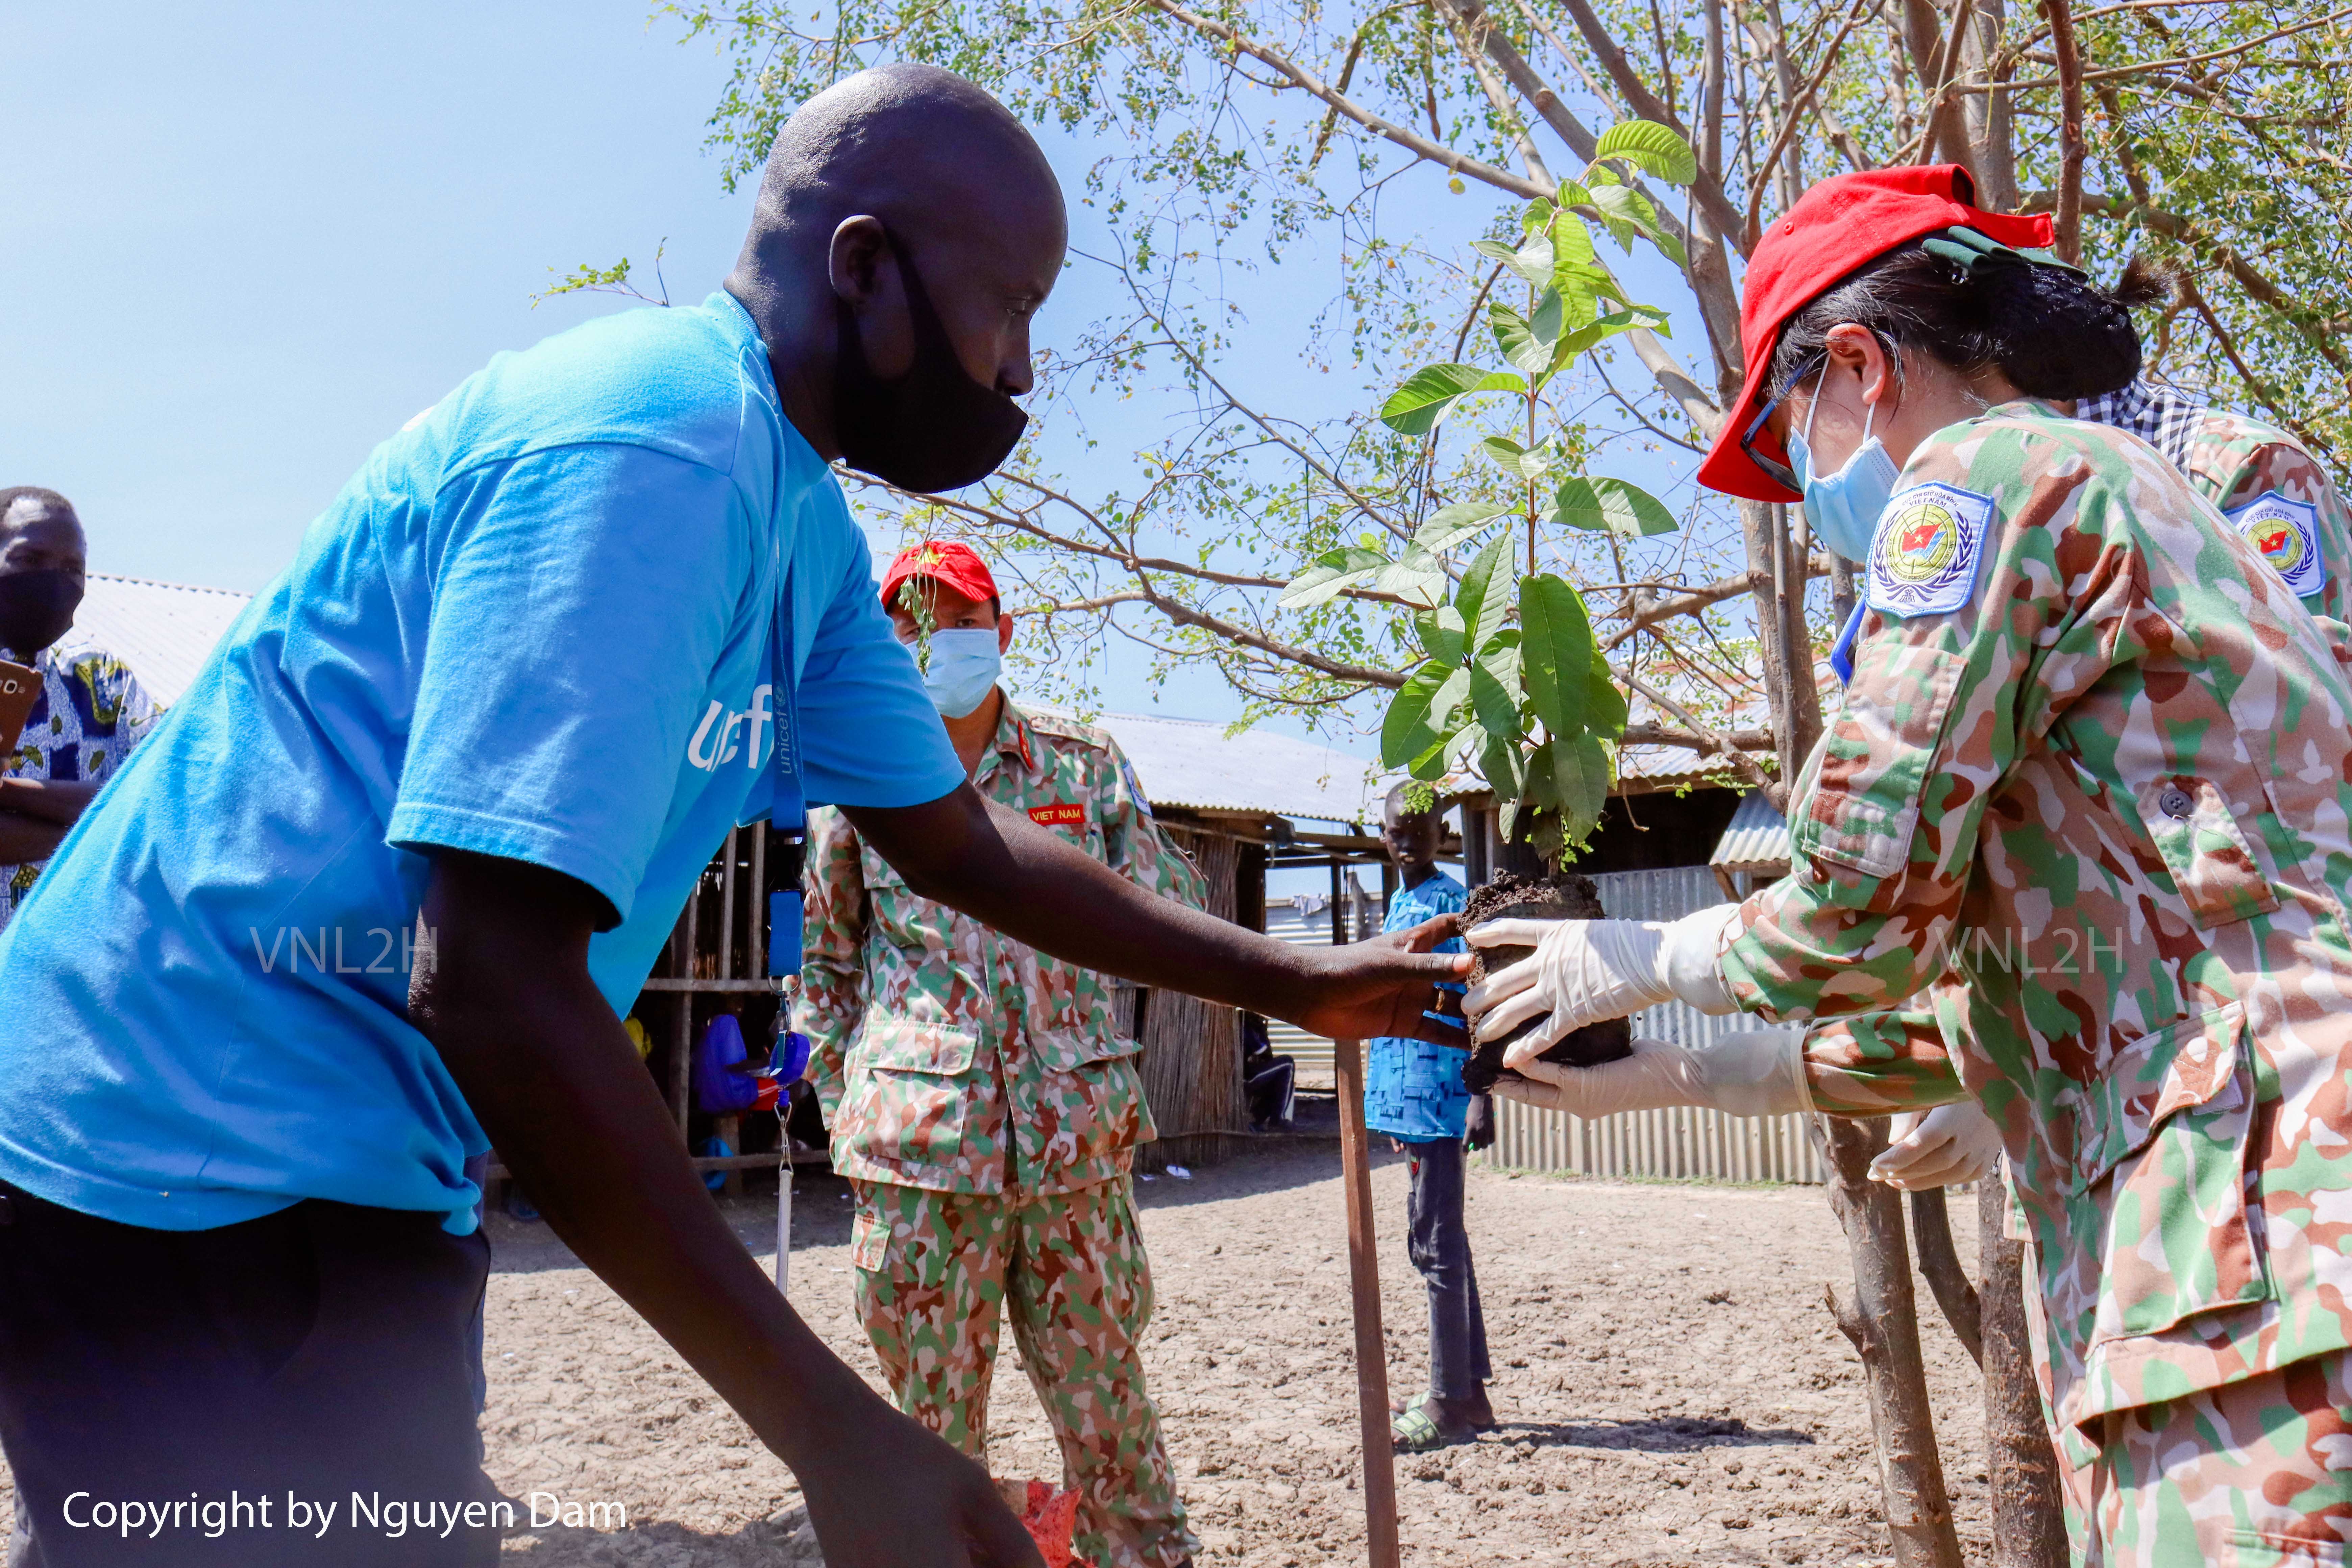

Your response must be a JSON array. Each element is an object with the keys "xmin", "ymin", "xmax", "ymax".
[
  {"xmin": 0, "ymin": 67, "xmax": 1466, "ymax": 1568},
  {"xmin": 1363, "ymin": 786, "xmax": 1495, "ymax": 1452}
]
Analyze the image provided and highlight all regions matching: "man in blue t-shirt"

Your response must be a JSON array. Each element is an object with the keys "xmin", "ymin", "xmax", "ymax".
[
  {"xmin": 0, "ymin": 66, "xmax": 1466, "ymax": 1568},
  {"xmin": 1361, "ymin": 786, "xmax": 1494, "ymax": 1453}
]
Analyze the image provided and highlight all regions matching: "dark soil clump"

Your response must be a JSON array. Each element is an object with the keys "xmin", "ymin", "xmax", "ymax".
[{"xmin": 1461, "ymin": 872, "xmax": 1632, "ymax": 1093}]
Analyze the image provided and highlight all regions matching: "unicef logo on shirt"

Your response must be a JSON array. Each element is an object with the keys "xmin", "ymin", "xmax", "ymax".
[
  {"xmin": 1866, "ymin": 482, "xmax": 1995, "ymax": 619},
  {"xmin": 687, "ymin": 684, "xmax": 776, "ymax": 772}
]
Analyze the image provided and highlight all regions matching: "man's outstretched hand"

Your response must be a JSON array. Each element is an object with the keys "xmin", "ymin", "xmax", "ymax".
[
  {"xmin": 848, "ymin": 790, "xmax": 1471, "ymax": 1046},
  {"xmin": 798, "ymin": 1400, "xmax": 1043, "ymax": 1568},
  {"xmin": 1287, "ymin": 914, "xmax": 1469, "ymax": 1048}
]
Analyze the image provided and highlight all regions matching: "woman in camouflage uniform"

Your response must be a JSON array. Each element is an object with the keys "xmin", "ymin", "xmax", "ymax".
[{"xmin": 1466, "ymin": 166, "xmax": 2352, "ymax": 1565}]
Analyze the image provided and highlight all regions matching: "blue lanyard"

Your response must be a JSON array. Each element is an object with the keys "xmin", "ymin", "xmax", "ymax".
[{"xmin": 767, "ymin": 570, "xmax": 806, "ymax": 987}]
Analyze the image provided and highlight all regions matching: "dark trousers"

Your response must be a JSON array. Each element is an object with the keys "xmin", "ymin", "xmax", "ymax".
[
  {"xmin": 1400, "ymin": 1138, "xmax": 1490, "ymax": 1402},
  {"xmin": 0, "ymin": 1183, "xmax": 498, "ymax": 1566}
]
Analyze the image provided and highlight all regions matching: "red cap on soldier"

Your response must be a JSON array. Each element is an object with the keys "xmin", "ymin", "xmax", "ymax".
[
  {"xmin": 1696, "ymin": 165, "xmax": 2058, "ymax": 503},
  {"xmin": 879, "ymin": 540, "xmax": 1000, "ymax": 609}
]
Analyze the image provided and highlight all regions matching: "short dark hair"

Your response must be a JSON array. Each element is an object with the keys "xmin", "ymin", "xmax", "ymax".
[
  {"xmin": 1767, "ymin": 247, "xmax": 2171, "ymax": 405},
  {"xmin": 0, "ymin": 487, "xmax": 74, "ymax": 526}
]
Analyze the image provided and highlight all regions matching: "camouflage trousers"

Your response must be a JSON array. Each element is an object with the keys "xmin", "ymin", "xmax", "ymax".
[
  {"xmin": 849, "ymin": 1176, "xmax": 1194, "ymax": 1568},
  {"xmin": 2020, "ymin": 1229, "xmax": 2352, "ymax": 1566}
]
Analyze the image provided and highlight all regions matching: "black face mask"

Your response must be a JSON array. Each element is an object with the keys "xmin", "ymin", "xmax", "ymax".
[
  {"xmin": 833, "ymin": 238, "xmax": 1029, "ymax": 494},
  {"xmin": 0, "ymin": 568, "xmax": 81, "ymax": 659}
]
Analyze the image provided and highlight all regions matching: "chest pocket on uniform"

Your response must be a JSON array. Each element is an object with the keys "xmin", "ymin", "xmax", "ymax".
[
  {"xmin": 2133, "ymin": 775, "xmax": 2281, "ymax": 929},
  {"xmin": 1793, "ymin": 640, "xmax": 1967, "ymax": 881}
]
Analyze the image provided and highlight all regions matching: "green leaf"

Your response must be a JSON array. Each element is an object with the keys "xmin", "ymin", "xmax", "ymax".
[
  {"xmin": 1549, "ymin": 212, "xmax": 1597, "ymax": 269},
  {"xmin": 1468, "ymin": 662, "xmax": 1519, "ymax": 740},
  {"xmin": 1481, "ymin": 730, "xmax": 1525, "ymax": 833},
  {"xmin": 1545, "ymin": 732, "xmax": 1615, "ymax": 845},
  {"xmin": 1457, "ymin": 536, "xmax": 1516, "ymax": 656},
  {"xmin": 1593, "ymin": 120, "xmax": 1698, "ymax": 186},
  {"xmin": 1381, "ymin": 662, "xmax": 1467, "ymax": 769},
  {"xmin": 1488, "ymin": 303, "xmax": 1553, "ymax": 377},
  {"xmin": 1279, "ymin": 545, "xmax": 1389, "ymax": 608},
  {"xmin": 1520, "ymin": 573, "xmax": 1595, "ymax": 738},
  {"xmin": 1550, "ymin": 477, "xmax": 1679, "ymax": 538},
  {"xmin": 1480, "ymin": 435, "xmax": 1551, "ymax": 484},
  {"xmin": 1552, "ymin": 304, "xmax": 1673, "ymax": 368},
  {"xmin": 1378, "ymin": 364, "xmax": 1527, "ymax": 435},
  {"xmin": 1585, "ymin": 644, "xmax": 1629, "ymax": 735},
  {"xmin": 1411, "ymin": 501, "xmax": 1512, "ymax": 554},
  {"xmin": 1415, "ymin": 603, "xmax": 1466, "ymax": 666},
  {"xmin": 1586, "ymin": 182, "xmax": 1648, "ymax": 251},
  {"xmin": 1519, "ymin": 198, "xmax": 1556, "ymax": 235},
  {"xmin": 1472, "ymin": 639, "xmax": 1526, "ymax": 738},
  {"xmin": 1372, "ymin": 548, "xmax": 1449, "ymax": 607}
]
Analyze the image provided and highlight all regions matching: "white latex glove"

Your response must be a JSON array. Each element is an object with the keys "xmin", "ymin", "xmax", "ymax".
[
  {"xmin": 1465, "ymin": 905, "xmax": 1745, "ymax": 1073},
  {"xmin": 1868, "ymin": 1101, "xmax": 2002, "ymax": 1190},
  {"xmin": 1486, "ymin": 1028, "xmax": 1811, "ymax": 1120}
]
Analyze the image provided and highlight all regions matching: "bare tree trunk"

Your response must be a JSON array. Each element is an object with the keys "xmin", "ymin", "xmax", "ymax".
[
  {"xmin": 1908, "ymin": 1188, "xmax": 1983, "ymax": 1367},
  {"xmin": 1980, "ymin": 1168, "xmax": 2071, "ymax": 1567},
  {"xmin": 2045, "ymin": 0, "xmax": 2087, "ymax": 263},
  {"xmin": 1821, "ymin": 1117, "xmax": 1966, "ymax": 1568},
  {"xmin": 1963, "ymin": 0, "xmax": 2020, "ymax": 209}
]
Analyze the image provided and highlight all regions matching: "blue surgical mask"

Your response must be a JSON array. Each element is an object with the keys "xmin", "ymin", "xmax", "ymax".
[
  {"xmin": 918, "ymin": 627, "xmax": 1002, "ymax": 718},
  {"xmin": 1789, "ymin": 385, "xmax": 1900, "ymax": 563}
]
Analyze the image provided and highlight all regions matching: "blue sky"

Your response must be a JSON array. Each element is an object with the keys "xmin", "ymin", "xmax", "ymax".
[
  {"xmin": 1, "ymin": 1, "xmax": 1374, "ymax": 734},
  {"xmin": 3, "ymin": 2, "xmax": 1716, "ymax": 767}
]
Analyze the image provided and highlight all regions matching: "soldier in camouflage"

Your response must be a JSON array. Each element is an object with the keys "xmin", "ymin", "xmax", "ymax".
[
  {"xmin": 1833, "ymin": 381, "xmax": 2352, "ymax": 1557},
  {"xmin": 801, "ymin": 541, "xmax": 1205, "ymax": 1568},
  {"xmin": 1464, "ymin": 168, "xmax": 2352, "ymax": 1564}
]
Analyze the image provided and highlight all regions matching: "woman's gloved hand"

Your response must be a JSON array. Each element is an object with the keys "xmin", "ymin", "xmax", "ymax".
[
  {"xmin": 1867, "ymin": 1101, "xmax": 2003, "ymax": 1189},
  {"xmin": 1485, "ymin": 1028, "xmax": 1811, "ymax": 1120},
  {"xmin": 1465, "ymin": 905, "xmax": 1745, "ymax": 1072}
]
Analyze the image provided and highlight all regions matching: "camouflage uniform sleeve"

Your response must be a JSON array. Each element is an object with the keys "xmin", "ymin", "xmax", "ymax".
[
  {"xmin": 1098, "ymin": 738, "xmax": 1207, "ymax": 910},
  {"xmin": 2215, "ymin": 439, "xmax": 2352, "ymax": 630},
  {"xmin": 1720, "ymin": 422, "xmax": 2136, "ymax": 1022},
  {"xmin": 1805, "ymin": 1007, "xmax": 1970, "ymax": 1115},
  {"xmin": 794, "ymin": 805, "xmax": 868, "ymax": 1117}
]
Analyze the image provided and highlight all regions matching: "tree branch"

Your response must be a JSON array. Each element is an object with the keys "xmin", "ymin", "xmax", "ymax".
[
  {"xmin": 1614, "ymin": 666, "xmax": 1781, "ymax": 794},
  {"xmin": 2032, "ymin": 192, "xmax": 2352, "ymax": 382},
  {"xmin": 1137, "ymin": 0, "xmax": 1551, "ymax": 202},
  {"xmin": 1543, "ymin": 0, "xmax": 1751, "ymax": 250},
  {"xmin": 2044, "ymin": 0, "xmax": 2086, "ymax": 262}
]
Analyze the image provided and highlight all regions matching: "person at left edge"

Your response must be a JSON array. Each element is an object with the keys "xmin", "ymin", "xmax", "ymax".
[
  {"xmin": 0, "ymin": 487, "xmax": 156, "ymax": 930},
  {"xmin": 0, "ymin": 65, "xmax": 1466, "ymax": 1568}
]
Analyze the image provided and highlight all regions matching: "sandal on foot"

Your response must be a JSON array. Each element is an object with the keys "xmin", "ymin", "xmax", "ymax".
[{"xmin": 1392, "ymin": 1399, "xmax": 1475, "ymax": 1453}]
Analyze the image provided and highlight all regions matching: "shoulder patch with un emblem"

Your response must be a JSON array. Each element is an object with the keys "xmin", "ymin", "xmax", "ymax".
[
  {"xmin": 2225, "ymin": 490, "xmax": 2327, "ymax": 599},
  {"xmin": 1866, "ymin": 483, "xmax": 1995, "ymax": 618}
]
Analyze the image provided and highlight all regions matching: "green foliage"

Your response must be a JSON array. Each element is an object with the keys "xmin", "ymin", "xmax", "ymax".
[{"xmin": 1288, "ymin": 153, "xmax": 1692, "ymax": 866}]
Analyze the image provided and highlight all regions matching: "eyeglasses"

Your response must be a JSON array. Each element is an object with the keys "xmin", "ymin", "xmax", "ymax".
[{"xmin": 1739, "ymin": 349, "xmax": 1826, "ymax": 495}]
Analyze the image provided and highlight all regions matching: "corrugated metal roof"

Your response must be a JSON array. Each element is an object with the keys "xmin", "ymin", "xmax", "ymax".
[
  {"xmin": 1084, "ymin": 712, "xmax": 1383, "ymax": 826},
  {"xmin": 56, "ymin": 573, "xmax": 254, "ymax": 708},
  {"xmin": 1710, "ymin": 789, "xmax": 1791, "ymax": 873}
]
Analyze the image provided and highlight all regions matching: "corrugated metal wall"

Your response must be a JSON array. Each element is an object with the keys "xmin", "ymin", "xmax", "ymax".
[{"xmin": 1480, "ymin": 866, "xmax": 1829, "ymax": 1185}]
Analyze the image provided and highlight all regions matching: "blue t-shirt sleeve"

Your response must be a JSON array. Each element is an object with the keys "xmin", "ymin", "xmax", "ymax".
[
  {"xmin": 387, "ymin": 444, "xmax": 751, "ymax": 926},
  {"xmin": 792, "ymin": 526, "xmax": 965, "ymax": 810}
]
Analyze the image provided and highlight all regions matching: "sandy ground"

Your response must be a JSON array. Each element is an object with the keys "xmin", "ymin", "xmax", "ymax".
[{"xmin": 0, "ymin": 1140, "xmax": 1993, "ymax": 1566}]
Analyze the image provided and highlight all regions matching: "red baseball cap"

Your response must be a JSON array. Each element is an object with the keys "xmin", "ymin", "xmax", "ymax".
[
  {"xmin": 879, "ymin": 539, "xmax": 1000, "ymax": 610},
  {"xmin": 1696, "ymin": 165, "xmax": 2057, "ymax": 502}
]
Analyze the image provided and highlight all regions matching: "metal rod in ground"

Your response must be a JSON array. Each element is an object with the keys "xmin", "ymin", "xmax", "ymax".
[
  {"xmin": 776, "ymin": 1161, "xmax": 793, "ymax": 1296},
  {"xmin": 1333, "ymin": 1037, "xmax": 1401, "ymax": 1568}
]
